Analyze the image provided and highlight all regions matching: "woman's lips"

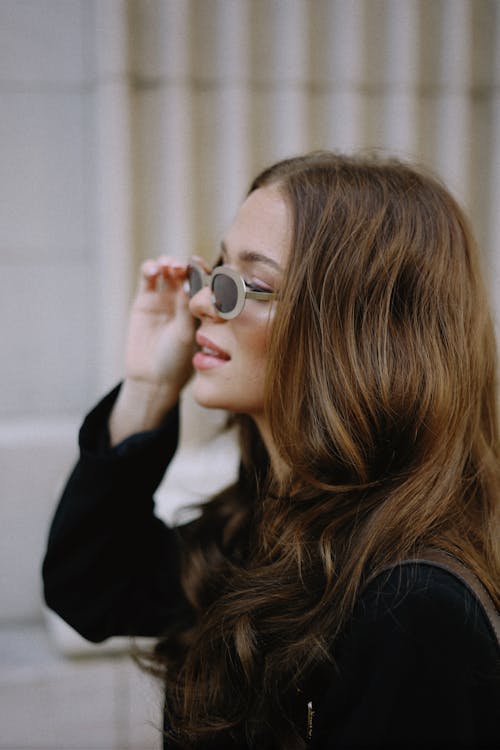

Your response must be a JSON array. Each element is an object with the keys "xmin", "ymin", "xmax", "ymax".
[{"xmin": 193, "ymin": 333, "xmax": 231, "ymax": 369}]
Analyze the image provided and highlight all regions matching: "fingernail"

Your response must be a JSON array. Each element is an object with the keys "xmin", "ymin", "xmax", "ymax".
[{"xmin": 143, "ymin": 262, "xmax": 158, "ymax": 276}]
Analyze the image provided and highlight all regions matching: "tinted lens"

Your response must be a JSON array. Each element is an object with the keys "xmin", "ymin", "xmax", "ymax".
[
  {"xmin": 188, "ymin": 265, "xmax": 204, "ymax": 297},
  {"xmin": 212, "ymin": 273, "xmax": 238, "ymax": 313}
]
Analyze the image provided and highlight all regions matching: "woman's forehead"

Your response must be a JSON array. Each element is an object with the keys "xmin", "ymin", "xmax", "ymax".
[{"xmin": 222, "ymin": 185, "xmax": 291, "ymax": 271}]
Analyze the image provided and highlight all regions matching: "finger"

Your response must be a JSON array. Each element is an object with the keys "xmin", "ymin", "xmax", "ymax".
[
  {"xmin": 139, "ymin": 257, "xmax": 188, "ymax": 294},
  {"xmin": 155, "ymin": 259, "xmax": 188, "ymax": 296},
  {"xmin": 140, "ymin": 260, "xmax": 161, "ymax": 292},
  {"xmin": 157, "ymin": 256, "xmax": 188, "ymax": 280}
]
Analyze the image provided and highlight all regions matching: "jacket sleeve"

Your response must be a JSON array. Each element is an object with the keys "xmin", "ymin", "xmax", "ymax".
[
  {"xmin": 42, "ymin": 385, "xmax": 189, "ymax": 642},
  {"xmin": 312, "ymin": 566, "xmax": 500, "ymax": 750}
]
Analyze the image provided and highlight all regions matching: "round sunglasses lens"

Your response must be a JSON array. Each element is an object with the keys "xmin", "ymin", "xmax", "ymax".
[
  {"xmin": 213, "ymin": 274, "xmax": 238, "ymax": 314},
  {"xmin": 188, "ymin": 266, "xmax": 203, "ymax": 297}
]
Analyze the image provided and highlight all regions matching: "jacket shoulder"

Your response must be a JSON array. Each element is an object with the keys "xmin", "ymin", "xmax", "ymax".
[
  {"xmin": 361, "ymin": 563, "xmax": 495, "ymax": 631},
  {"xmin": 309, "ymin": 564, "xmax": 500, "ymax": 748}
]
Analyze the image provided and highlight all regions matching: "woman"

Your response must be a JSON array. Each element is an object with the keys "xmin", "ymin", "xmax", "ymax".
[{"xmin": 43, "ymin": 152, "xmax": 500, "ymax": 749}]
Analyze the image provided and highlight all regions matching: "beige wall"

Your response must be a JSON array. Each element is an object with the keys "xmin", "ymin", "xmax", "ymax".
[
  {"xmin": 1, "ymin": 0, "xmax": 500, "ymax": 624},
  {"xmin": 2, "ymin": 0, "xmax": 500, "ymax": 620},
  {"xmin": 0, "ymin": 0, "xmax": 499, "ymax": 744}
]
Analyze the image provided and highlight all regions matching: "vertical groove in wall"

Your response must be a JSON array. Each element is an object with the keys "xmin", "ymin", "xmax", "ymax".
[
  {"xmin": 268, "ymin": 0, "xmax": 309, "ymax": 160},
  {"xmin": 468, "ymin": 0, "xmax": 496, "ymax": 268},
  {"xmin": 92, "ymin": 0, "xmax": 135, "ymax": 392},
  {"xmin": 109, "ymin": 0, "xmax": 499, "ymax": 341},
  {"xmin": 380, "ymin": 0, "xmax": 420, "ymax": 157},
  {"xmin": 131, "ymin": 0, "xmax": 194, "ymax": 263},
  {"xmin": 309, "ymin": 0, "xmax": 365, "ymax": 152},
  {"xmin": 432, "ymin": 0, "xmax": 472, "ymax": 205},
  {"xmin": 204, "ymin": 0, "xmax": 252, "ymax": 249},
  {"xmin": 248, "ymin": 0, "xmax": 309, "ymax": 169},
  {"xmin": 156, "ymin": 0, "xmax": 194, "ymax": 262}
]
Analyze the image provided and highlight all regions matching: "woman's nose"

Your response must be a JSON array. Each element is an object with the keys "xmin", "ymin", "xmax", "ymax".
[{"xmin": 188, "ymin": 283, "xmax": 221, "ymax": 321}]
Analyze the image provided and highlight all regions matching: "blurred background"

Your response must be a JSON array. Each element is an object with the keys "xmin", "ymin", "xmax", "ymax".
[{"xmin": 1, "ymin": 0, "xmax": 499, "ymax": 748}]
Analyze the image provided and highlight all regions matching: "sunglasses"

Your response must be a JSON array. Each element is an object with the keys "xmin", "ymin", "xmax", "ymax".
[{"xmin": 187, "ymin": 260, "xmax": 277, "ymax": 319}]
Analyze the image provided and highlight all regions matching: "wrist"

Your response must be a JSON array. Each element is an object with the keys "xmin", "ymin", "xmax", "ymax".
[{"xmin": 109, "ymin": 377, "xmax": 179, "ymax": 445}]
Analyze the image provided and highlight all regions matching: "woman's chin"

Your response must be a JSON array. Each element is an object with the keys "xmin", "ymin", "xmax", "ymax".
[{"xmin": 191, "ymin": 375, "xmax": 226, "ymax": 411}]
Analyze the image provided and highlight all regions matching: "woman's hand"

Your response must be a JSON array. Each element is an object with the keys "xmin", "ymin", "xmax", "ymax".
[
  {"xmin": 109, "ymin": 257, "xmax": 198, "ymax": 444},
  {"xmin": 125, "ymin": 257, "xmax": 196, "ymax": 389}
]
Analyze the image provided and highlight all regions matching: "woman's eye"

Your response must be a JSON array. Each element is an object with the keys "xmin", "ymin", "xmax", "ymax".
[{"xmin": 245, "ymin": 279, "xmax": 273, "ymax": 293}]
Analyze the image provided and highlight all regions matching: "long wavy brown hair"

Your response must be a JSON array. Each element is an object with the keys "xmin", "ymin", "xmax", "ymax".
[{"xmin": 149, "ymin": 152, "xmax": 500, "ymax": 749}]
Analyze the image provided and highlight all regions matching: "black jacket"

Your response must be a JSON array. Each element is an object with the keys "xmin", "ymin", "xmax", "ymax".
[{"xmin": 43, "ymin": 387, "xmax": 500, "ymax": 749}]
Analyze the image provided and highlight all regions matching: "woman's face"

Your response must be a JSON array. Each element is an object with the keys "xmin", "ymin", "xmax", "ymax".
[{"xmin": 189, "ymin": 184, "xmax": 291, "ymax": 420}]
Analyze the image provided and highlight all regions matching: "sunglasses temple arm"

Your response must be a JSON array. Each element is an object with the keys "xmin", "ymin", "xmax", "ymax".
[{"xmin": 245, "ymin": 290, "xmax": 277, "ymax": 300}]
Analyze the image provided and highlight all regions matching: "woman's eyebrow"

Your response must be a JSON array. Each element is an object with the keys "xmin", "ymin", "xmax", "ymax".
[{"xmin": 220, "ymin": 241, "xmax": 283, "ymax": 273}]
